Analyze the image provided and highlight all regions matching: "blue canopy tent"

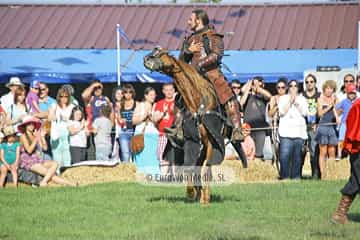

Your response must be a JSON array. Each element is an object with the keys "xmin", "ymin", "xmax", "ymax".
[{"xmin": 0, "ymin": 48, "xmax": 357, "ymax": 85}]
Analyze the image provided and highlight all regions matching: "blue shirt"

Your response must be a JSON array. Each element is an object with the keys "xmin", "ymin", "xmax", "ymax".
[
  {"xmin": 39, "ymin": 96, "xmax": 56, "ymax": 112},
  {"xmin": 0, "ymin": 142, "xmax": 20, "ymax": 165},
  {"xmin": 336, "ymin": 98, "xmax": 357, "ymax": 124}
]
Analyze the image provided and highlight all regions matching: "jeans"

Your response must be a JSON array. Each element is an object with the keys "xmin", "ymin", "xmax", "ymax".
[
  {"xmin": 251, "ymin": 130, "xmax": 266, "ymax": 158},
  {"xmin": 279, "ymin": 137, "xmax": 304, "ymax": 179},
  {"xmin": 307, "ymin": 129, "xmax": 320, "ymax": 178},
  {"xmin": 96, "ymin": 145, "xmax": 112, "ymax": 161},
  {"xmin": 118, "ymin": 130, "xmax": 133, "ymax": 163}
]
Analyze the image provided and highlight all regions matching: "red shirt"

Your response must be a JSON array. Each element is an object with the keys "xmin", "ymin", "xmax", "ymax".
[
  {"xmin": 344, "ymin": 98, "xmax": 360, "ymax": 153},
  {"xmin": 0, "ymin": 105, "xmax": 4, "ymax": 113},
  {"xmin": 154, "ymin": 98, "xmax": 175, "ymax": 136}
]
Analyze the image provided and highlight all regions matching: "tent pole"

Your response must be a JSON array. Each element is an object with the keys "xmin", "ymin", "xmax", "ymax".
[{"xmin": 117, "ymin": 24, "xmax": 121, "ymax": 86}]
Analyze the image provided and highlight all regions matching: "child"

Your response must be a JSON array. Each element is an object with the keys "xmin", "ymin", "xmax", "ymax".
[
  {"xmin": 68, "ymin": 106, "xmax": 88, "ymax": 164},
  {"xmin": 92, "ymin": 105, "xmax": 113, "ymax": 161},
  {"xmin": 0, "ymin": 126, "xmax": 20, "ymax": 188},
  {"xmin": 240, "ymin": 123, "xmax": 256, "ymax": 161},
  {"xmin": 26, "ymin": 80, "xmax": 40, "ymax": 113}
]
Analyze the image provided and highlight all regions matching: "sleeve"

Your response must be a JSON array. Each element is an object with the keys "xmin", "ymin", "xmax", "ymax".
[
  {"xmin": 300, "ymin": 97, "xmax": 309, "ymax": 116},
  {"xmin": 335, "ymin": 100, "xmax": 344, "ymax": 111},
  {"xmin": 197, "ymin": 34, "xmax": 224, "ymax": 71},
  {"xmin": 92, "ymin": 119, "xmax": 99, "ymax": 130}
]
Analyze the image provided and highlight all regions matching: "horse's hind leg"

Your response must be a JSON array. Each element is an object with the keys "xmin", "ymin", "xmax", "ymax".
[
  {"xmin": 199, "ymin": 126, "xmax": 213, "ymax": 205},
  {"xmin": 200, "ymin": 146, "xmax": 212, "ymax": 205}
]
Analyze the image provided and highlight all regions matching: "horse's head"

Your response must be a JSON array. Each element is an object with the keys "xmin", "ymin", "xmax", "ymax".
[{"xmin": 144, "ymin": 47, "xmax": 174, "ymax": 73}]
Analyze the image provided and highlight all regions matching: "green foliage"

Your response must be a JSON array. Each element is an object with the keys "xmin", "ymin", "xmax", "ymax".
[{"xmin": 0, "ymin": 181, "xmax": 360, "ymax": 240}]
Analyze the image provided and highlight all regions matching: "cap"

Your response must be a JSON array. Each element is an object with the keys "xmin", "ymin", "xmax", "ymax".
[
  {"xmin": 30, "ymin": 80, "xmax": 40, "ymax": 88},
  {"xmin": 346, "ymin": 83, "xmax": 357, "ymax": 94}
]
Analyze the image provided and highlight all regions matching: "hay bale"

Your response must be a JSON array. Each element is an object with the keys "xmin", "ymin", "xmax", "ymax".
[
  {"xmin": 55, "ymin": 157, "xmax": 351, "ymax": 186},
  {"xmin": 322, "ymin": 158, "xmax": 350, "ymax": 180},
  {"xmin": 221, "ymin": 159, "xmax": 279, "ymax": 183},
  {"xmin": 61, "ymin": 163, "xmax": 137, "ymax": 186}
]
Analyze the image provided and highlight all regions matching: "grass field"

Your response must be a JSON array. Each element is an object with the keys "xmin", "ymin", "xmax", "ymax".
[{"xmin": 0, "ymin": 180, "xmax": 359, "ymax": 240}]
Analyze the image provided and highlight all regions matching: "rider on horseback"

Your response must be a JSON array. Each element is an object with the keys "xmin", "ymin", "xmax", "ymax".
[{"xmin": 165, "ymin": 9, "xmax": 243, "ymax": 142}]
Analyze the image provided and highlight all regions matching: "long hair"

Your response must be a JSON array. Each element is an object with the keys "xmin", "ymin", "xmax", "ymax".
[
  {"xmin": 143, "ymin": 87, "xmax": 155, "ymax": 102},
  {"xmin": 14, "ymin": 85, "xmax": 26, "ymax": 104},
  {"xmin": 69, "ymin": 106, "xmax": 84, "ymax": 121},
  {"xmin": 56, "ymin": 87, "xmax": 71, "ymax": 106},
  {"xmin": 193, "ymin": 9, "xmax": 209, "ymax": 26}
]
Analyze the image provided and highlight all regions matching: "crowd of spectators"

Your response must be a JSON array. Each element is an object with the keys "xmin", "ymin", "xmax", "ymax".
[{"xmin": 0, "ymin": 73, "xmax": 359, "ymax": 187}]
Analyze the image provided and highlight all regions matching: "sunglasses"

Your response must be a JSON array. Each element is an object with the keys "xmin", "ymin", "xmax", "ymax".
[
  {"xmin": 277, "ymin": 86, "xmax": 286, "ymax": 89},
  {"xmin": 232, "ymin": 86, "xmax": 241, "ymax": 90},
  {"xmin": 305, "ymin": 81, "xmax": 314, "ymax": 84},
  {"xmin": 344, "ymin": 80, "xmax": 354, "ymax": 83},
  {"xmin": 124, "ymin": 91, "xmax": 132, "ymax": 94}
]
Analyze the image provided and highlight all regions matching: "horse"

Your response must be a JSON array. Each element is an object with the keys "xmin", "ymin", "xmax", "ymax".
[{"xmin": 144, "ymin": 47, "xmax": 226, "ymax": 205}]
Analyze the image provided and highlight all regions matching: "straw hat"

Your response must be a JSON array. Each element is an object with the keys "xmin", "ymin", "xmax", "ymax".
[
  {"xmin": 2, "ymin": 125, "xmax": 17, "ymax": 137},
  {"xmin": 5, "ymin": 76, "xmax": 24, "ymax": 88},
  {"xmin": 17, "ymin": 116, "xmax": 41, "ymax": 134}
]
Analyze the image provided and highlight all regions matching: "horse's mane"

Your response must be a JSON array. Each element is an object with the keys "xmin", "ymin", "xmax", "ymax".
[{"xmin": 170, "ymin": 56, "xmax": 217, "ymax": 106}]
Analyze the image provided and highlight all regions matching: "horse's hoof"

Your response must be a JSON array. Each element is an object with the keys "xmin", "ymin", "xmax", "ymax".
[
  {"xmin": 200, "ymin": 188, "xmax": 210, "ymax": 205},
  {"xmin": 186, "ymin": 186, "xmax": 197, "ymax": 201}
]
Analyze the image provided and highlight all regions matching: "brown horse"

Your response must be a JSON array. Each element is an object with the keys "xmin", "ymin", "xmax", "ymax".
[{"xmin": 144, "ymin": 47, "xmax": 225, "ymax": 205}]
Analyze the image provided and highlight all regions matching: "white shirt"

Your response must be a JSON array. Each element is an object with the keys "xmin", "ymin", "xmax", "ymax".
[
  {"xmin": 278, "ymin": 94, "xmax": 308, "ymax": 139},
  {"xmin": 0, "ymin": 92, "xmax": 14, "ymax": 112},
  {"xmin": 68, "ymin": 120, "xmax": 87, "ymax": 148},
  {"xmin": 54, "ymin": 104, "xmax": 75, "ymax": 122}
]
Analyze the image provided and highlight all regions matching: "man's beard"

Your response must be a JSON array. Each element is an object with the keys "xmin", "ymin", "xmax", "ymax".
[{"xmin": 190, "ymin": 22, "xmax": 199, "ymax": 32}]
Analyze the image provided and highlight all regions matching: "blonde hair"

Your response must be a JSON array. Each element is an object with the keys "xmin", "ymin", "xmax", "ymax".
[{"xmin": 322, "ymin": 80, "xmax": 337, "ymax": 92}]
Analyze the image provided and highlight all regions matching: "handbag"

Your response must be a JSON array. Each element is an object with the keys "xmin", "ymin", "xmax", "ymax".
[{"xmin": 130, "ymin": 120, "xmax": 149, "ymax": 154}]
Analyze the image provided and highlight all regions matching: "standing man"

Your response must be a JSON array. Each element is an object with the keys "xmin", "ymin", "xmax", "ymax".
[
  {"xmin": 153, "ymin": 83, "xmax": 176, "ymax": 174},
  {"xmin": 240, "ymin": 77, "xmax": 272, "ymax": 159},
  {"xmin": 331, "ymin": 97, "xmax": 360, "ymax": 224},
  {"xmin": 303, "ymin": 74, "xmax": 321, "ymax": 178},
  {"xmin": 82, "ymin": 80, "xmax": 111, "ymax": 160},
  {"xmin": 178, "ymin": 9, "xmax": 242, "ymax": 142}
]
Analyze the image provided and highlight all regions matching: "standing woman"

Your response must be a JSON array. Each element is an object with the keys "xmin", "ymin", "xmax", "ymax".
[
  {"xmin": 5, "ymin": 86, "xmax": 28, "ymax": 134},
  {"xmin": 267, "ymin": 78, "xmax": 288, "ymax": 166},
  {"xmin": 315, "ymin": 80, "xmax": 340, "ymax": 178},
  {"xmin": 18, "ymin": 116, "xmax": 75, "ymax": 187},
  {"xmin": 132, "ymin": 87, "xmax": 159, "ymax": 174},
  {"xmin": 118, "ymin": 84, "xmax": 137, "ymax": 163},
  {"xmin": 48, "ymin": 87, "xmax": 75, "ymax": 171},
  {"xmin": 278, "ymin": 80, "xmax": 308, "ymax": 179},
  {"xmin": 111, "ymin": 87, "xmax": 123, "ymax": 161}
]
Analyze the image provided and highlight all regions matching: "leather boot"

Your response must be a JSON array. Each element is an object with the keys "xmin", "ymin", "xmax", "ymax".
[
  {"xmin": 225, "ymin": 99, "xmax": 244, "ymax": 142},
  {"xmin": 330, "ymin": 194, "xmax": 354, "ymax": 224}
]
